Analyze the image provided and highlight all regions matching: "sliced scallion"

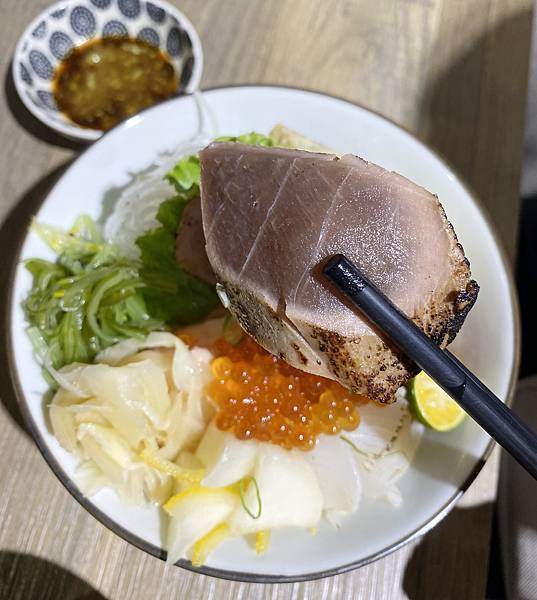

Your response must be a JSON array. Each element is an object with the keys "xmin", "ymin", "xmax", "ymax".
[{"xmin": 238, "ymin": 476, "xmax": 262, "ymax": 519}]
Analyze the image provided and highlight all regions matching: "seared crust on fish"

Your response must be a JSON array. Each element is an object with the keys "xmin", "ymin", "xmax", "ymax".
[{"xmin": 200, "ymin": 142, "xmax": 479, "ymax": 403}]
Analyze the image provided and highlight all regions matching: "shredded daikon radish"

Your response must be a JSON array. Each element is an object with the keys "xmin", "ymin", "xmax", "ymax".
[
  {"xmin": 50, "ymin": 335, "xmax": 422, "ymax": 565},
  {"xmin": 103, "ymin": 92, "xmax": 216, "ymax": 257}
]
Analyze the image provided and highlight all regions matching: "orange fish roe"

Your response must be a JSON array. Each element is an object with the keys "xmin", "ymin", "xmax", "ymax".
[
  {"xmin": 177, "ymin": 332, "xmax": 197, "ymax": 347},
  {"xmin": 207, "ymin": 336, "xmax": 367, "ymax": 451}
]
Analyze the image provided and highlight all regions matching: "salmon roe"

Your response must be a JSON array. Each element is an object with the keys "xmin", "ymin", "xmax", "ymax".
[{"xmin": 205, "ymin": 336, "xmax": 367, "ymax": 451}]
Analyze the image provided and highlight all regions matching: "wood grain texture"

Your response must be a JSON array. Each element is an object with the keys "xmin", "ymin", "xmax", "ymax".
[{"xmin": 0, "ymin": 1, "xmax": 531, "ymax": 599}]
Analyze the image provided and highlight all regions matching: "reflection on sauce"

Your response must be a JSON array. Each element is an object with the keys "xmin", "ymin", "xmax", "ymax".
[{"xmin": 53, "ymin": 37, "xmax": 179, "ymax": 131}]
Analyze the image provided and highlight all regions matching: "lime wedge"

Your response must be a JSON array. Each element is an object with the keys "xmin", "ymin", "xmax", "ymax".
[{"xmin": 407, "ymin": 371, "xmax": 466, "ymax": 431}]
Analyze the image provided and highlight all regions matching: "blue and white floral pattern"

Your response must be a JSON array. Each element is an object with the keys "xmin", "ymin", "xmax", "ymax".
[
  {"xmin": 51, "ymin": 8, "xmax": 66, "ymax": 20},
  {"xmin": 70, "ymin": 6, "xmax": 97, "ymax": 37},
  {"xmin": 166, "ymin": 26, "xmax": 181, "ymax": 57},
  {"xmin": 90, "ymin": 0, "xmax": 112, "ymax": 8},
  {"xmin": 180, "ymin": 54, "xmax": 194, "ymax": 87},
  {"xmin": 32, "ymin": 21, "xmax": 47, "ymax": 39},
  {"xmin": 37, "ymin": 90, "xmax": 57, "ymax": 111},
  {"xmin": 19, "ymin": 63, "xmax": 33, "ymax": 85},
  {"xmin": 29, "ymin": 50, "xmax": 53, "ymax": 80},
  {"xmin": 137, "ymin": 26, "xmax": 159, "ymax": 46},
  {"xmin": 102, "ymin": 20, "xmax": 129, "ymax": 37},
  {"xmin": 13, "ymin": 0, "xmax": 202, "ymax": 141},
  {"xmin": 146, "ymin": 2, "xmax": 165, "ymax": 23},
  {"xmin": 49, "ymin": 31, "xmax": 74, "ymax": 60},
  {"xmin": 118, "ymin": 0, "xmax": 141, "ymax": 19}
]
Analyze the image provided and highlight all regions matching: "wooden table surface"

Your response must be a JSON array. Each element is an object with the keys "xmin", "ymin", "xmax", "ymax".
[{"xmin": 0, "ymin": 1, "xmax": 532, "ymax": 598}]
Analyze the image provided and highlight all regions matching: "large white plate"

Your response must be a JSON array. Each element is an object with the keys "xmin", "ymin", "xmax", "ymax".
[{"xmin": 8, "ymin": 85, "xmax": 519, "ymax": 582}]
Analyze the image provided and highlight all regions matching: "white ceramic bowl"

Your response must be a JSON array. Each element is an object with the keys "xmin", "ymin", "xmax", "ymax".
[
  {"xmin": 8, "ymin": 85, "xmax": 519, "ymax": 582},
  {"xmin": 12, "ymin": 0, "xmax": 203, "ymax": 142}
]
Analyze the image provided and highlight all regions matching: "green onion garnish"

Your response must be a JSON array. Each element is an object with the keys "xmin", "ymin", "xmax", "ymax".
[
  {"xmin": 238, "ymin": 476, "xmax": 262, "ymax": 519},
  {"xmin": 222, "ymin": 313, "xmax": 244, "ymax": 345},
  {"xmin": 24, "ymin": 216, "xmax": 163, "ymax": 380}
]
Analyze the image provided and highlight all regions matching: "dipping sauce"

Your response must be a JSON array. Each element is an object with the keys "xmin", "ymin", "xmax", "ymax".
[{"xmin": 53, "ymin": 37, "xmax": 179, "ymax": 131}]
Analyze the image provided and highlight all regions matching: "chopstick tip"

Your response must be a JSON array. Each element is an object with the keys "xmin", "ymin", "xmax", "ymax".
[{"xmin": 322, "ymin": 253, "xmax": 346, "ymax": 277}]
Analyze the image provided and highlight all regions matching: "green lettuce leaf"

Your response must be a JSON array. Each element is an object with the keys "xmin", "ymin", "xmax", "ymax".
[
  {"xmin": 165, "ymin": 154, "xmax": 200, "ymax": 193},
  {"xmin": 215, "ymin": 132, "xmax": 274, "ymax": 147},
  {"xmin": 136, "ymin": 194, "xmax": 219, "ymax": 324},
  {"xmin": 135, "ymin": 132, "xmax": 273, "ymax": 325}
]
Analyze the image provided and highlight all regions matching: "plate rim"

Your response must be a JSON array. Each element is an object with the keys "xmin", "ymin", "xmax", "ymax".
[{"xmin": 6, "ymin": 83, "xmax": 521, "ymax": 583}]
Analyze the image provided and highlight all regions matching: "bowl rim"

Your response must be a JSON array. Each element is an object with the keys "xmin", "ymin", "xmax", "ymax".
[
  {"xmin": 6, "ymin": 84, "xmax": 521, "ymax": 583},
  {"xmin": 11, "ymin": 0, "xmax": 204, "ymax": 143}
]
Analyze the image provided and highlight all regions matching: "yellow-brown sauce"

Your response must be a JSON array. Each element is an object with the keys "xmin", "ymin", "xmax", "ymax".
[
  {"xmin": 205, "ymin": 336, "xmax": 367, "ymax": 451},
  {"xmin": 53, "ymin": 37, "xmax": 178, "ymax": 131}
]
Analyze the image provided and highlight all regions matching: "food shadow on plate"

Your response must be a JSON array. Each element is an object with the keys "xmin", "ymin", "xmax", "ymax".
[
  {"xmin": 403, "ymin": 503, "xmax": 495, "ymax": 600},
  {"xmin": 41, "ymin": 389, "xmax": 56, "ymax": 437},
  {"xmin": 4, "ymin": 65, "xmax": 86, "ymax": 151},
  {"xmin": 159, "ymin": 502, "xmax": 169, "ymax": 554},
  {"xmin": 410, "ymin": 437, "xmax": 481, "ymax": 488},
  {"xmin": 97, "ymin": 102, "xmax": 211, "ymax": 229},
  {"xmin": 97, "ymin": 162, "xmax": 164, "ymax": 230},
  {"xmin": 0, "ymin": 162, "xmax": 72, "ymax": 435},
  {"xmin": 0, "ymin": 550, "xmax": 106, "ymax": 600}
]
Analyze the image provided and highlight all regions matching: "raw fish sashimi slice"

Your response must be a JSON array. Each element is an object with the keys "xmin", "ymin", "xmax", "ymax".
[{"xmin": 199, "ymin": 143, "xmax": 478, "ymax": 403}]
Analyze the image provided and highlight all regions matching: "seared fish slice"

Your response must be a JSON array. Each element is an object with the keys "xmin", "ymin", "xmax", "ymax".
[
  {"xmin": 175, "ymin": 196, "xmax": 216, "ymax": 285},
  {"xmin": 199, "ymin": 142, "xmax": 478, "ymax": 403}
]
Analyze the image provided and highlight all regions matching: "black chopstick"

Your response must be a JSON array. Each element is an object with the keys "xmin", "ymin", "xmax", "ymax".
[{"xmin": 322, "ymin": 253, "xmax": 537, "ymax": 481}]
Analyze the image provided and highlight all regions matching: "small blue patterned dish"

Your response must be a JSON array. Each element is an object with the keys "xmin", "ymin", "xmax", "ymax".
[{"xmin": 13, "ymin": 0, "xmax": 203, "ymax": 142}]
